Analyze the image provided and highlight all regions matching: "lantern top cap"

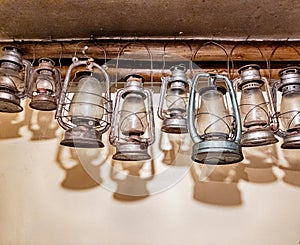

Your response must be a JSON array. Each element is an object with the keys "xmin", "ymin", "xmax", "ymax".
[
  {"xmin": 170, "ymin": 64, "xmax": 186, "ymax": 72},
  {"xmin": 238, "ymin": 64, "xmax": 260, "ymax": 74},
  {"xmin": 237, "ymin": 64, "xmax": 264, "ymax": 87},
  {"xmin": 2, "ymin": 46, "xmax": 24, "ymax": 55},
  {"xmin": 198, "ymin": 85, "xmax": 227, "ymax": 96},
  {"xmin": 72, "ymin": 70, "xmax": 103, "ymax": 84},
  {"xmin": 279, "ymin": 66, "xmax": 300, "ymax": 77},
  {"xmin": 124, "ymin": 74, "xmax": 145, "ymax": 83},
  {"xmin": 38, "ymin": 57, "xmax": 55, "ymax": 65}
]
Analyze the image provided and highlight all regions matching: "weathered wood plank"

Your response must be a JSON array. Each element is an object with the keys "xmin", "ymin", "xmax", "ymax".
[{"xmin": 0, "ymin": 40, "xmax": 298, "ymax": 81}]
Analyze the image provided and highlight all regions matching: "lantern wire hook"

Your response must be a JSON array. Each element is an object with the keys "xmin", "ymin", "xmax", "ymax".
[
  {"xmin": 192, "ymin": 41, "xmax": 232, "ymax": 78},
  {"xmin": 115, "ymin": 42, "xmax": 153, "ymax": 91},
  {"xmin": 162, "ymin": 40, "xmax": 193, "ymax": 78}
]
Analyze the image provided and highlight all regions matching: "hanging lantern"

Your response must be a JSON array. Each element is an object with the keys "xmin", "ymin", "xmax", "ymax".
[
  {"xmin": 188, "ymin": 73, "xmax": 243, "ymax": 164},
  {"xmin": 274, "ymin": 66, "xmax": 300, "ymax": 148},
  {"xmin": 56, "ymin": 58, "xmax": 112, "ymax": 148},
  {"xmin": 0, "ymin": 46, "xmax": 30, "ymax": 113},
  {"xmin": 235, "ymin": 64, "xmax": 278, "ymax": 147},
  {"xmin": 157, "ymin": 64, "xmax": 190, "ymax": 134},
  {"xmin": 110, "ymin": 74, "xmax": 155, "ymax": 161},
  {"xmin": 27, "ymin": 58, "xmax": 61, "ymax": 111}
]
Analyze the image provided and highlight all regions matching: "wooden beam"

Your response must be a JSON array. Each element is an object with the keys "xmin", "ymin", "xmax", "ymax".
[{"xmin": 0, "ymin": 40, "xmax": 299, "ymax": 80}]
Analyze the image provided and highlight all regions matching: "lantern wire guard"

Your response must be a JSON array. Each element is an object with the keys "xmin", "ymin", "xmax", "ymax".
[
  {"xmin": 231, "ymin": 43, "xmax": 279, "ymax": 147},
  {"xmin": 233, "ymin": 64, "xmax": 278, "ymax": 147},
  {"xmin": 110, "ymin": 74, "xmax": 155, "ymax": 161},
  {"xmin": 56, "ymin": 45, "xmax": 112, "ymax": 148},
  {"xmin": 274, "ymin": 66, "xmax": 300, "ymax": 148},
  {"xmin": 158, "ymin": 64, "xmax": 190, "ymax": 134},
  {"xmin": 188, "ymin": 73, "xmax": 244, "ymax": 165},
  {"xmin": 0, "ymin": 46, "xmax": 31, "ymax": 113},
  {"xmin": 109, "ymin": 42, "xmax": 155, "ymax": 161},
  {"xmin": 270, "ymin": 44, "xmax": 300, "ymax": 149},
  {"xmin": 157, "ymin": 41, "xmax": 193, "ymax": 134},
  {"xmin": 27, "ymin": 57, "xmax": 62, "ymax": 111}
]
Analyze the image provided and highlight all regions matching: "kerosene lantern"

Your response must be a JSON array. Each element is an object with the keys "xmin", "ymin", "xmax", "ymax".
[
  {"xmin": 110, "ymin": 74, "xmax": 155, "ymax": 161},
  {"xmin": 0, "ymin": 46, "xmax": 30, "ymax": 113},
  {"xmin": 188, "ymin": 73, "xmax": 243, "ymax": 164},
  {"xmin": 234, "ymin": 64, "xmax": 278, "ymax": 146},
  {"xmin": 274, "ymin": 66, "xmax": 300, "ymax": 148},
  {"xmin": 56, "ymin": 58, "xmax": 112, "ymax": 148},
  {"xmin": 157, "ymin": 64, "xmax": 190, "ymax": 134},
  {"xmin": 27, "ymin": 58, "xmax": 61, "ymax": 111}
]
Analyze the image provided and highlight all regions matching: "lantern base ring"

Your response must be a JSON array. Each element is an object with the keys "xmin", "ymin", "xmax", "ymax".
[
  {"xmin": 0, "ymin": 90, "xmax": 23, "ymax": 113},
  {"xmin": 113, "ymin": 142, "xmax": 151, "ymax": 161},
  {"xmin": 60, "ymin": 126, "xmax": 104, "ymax": 148},
  {"xmin": 29, "ymin": 94, "xmax": 57, "ymax": 111},
  {"xmin": 161, "ymin": 118, "xmax": 188, "ymax": 134},
  {"xmin": 192, "ymin": 140, "xmax": 243, "ymax": 165},
  {"xmin": 241, "ymin": 128, "xmax": 278, "ymax": 147},
  {"xmin": 281, "ymin": 132, "xmax": 300, "ymax": 149}
]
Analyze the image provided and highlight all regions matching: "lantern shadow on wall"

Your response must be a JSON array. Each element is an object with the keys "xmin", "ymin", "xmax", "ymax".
[
  {"xmin": 56, "ymin": 144, "xmax": 109, "ymax": 190},
  {"xmin": 190, "ymin": 163, "xmax": 243, "ymax": 206},
  {"xmin": 240, "ymin": 144, "xmax": 278, "ymax": 183},
  {"xmin": 275, "ymin": 140, "xmax": 300, "ymax": 187},
  {"xmin": 159, "ymin": 131, "xmax": 191, "ymax": 166},
  {"xmin": 28, "ymin": 109, "xmax": 59, "ymax": 141},
  {"xmin": 110, "ymin": 159, "xmax": 155, "ymax": 201},
  {"xmin": 0, "ymin": 100, "xmax": 30, "ymax": 139}
]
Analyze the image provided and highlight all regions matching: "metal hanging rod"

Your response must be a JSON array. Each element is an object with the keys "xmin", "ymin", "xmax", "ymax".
[{"xmin": 1, "ymin": 36, "xmax": 300, "ymax": 43}]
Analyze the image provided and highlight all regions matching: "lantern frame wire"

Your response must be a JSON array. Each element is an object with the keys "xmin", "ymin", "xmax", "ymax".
[
  {"xmin": 269, "ymin": 44, "xmax": 300, "ymax": 148},
  {"xmin": 26, "ymin": 57, "xmax": 62, "ymax": 111},
  {"xmin": 56, "ymin": 53, "xmax": 112, "ymax": 148},
  {"xmin": 233, "ymin": 64, "xmax": 279, "ymax": 147},
  {"xmin": 110, "ymin": 74, "xmax": 155, "ymax": 161},
  {"xmin": 272, "ymin": 66, "xmax": 300, "ymax": 148},
  {"xmin": 188, "ymin": 73, "xmax": 243, "ymax": 165},
  {"xmin": 0, "ymin": 46, "xmax": 31, "ymax": 113},
  {"xmin": 110, "ymin": 42, "xmax": 155, "ymax": 161},
  {"xmin": 157, "ymin": 64, "xmax": 190, "ymax": 134}
]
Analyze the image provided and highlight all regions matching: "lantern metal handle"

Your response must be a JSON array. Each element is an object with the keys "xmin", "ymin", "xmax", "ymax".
[
  {"xmin": 21, "ymin": 59, "xmax": 32, "ymax": 99},
  {"xmin": 188, "ymin": 73, "xmax": 242, "ymax": 144},
  {"xmin": 271, "ymin": 79, "xmax": 286, "ymax": 138},
  {"xmin": 115, "ymin": 42, "xmax": 153, "ymax": 90},
  {"xmin": 157, "ymin": 76, "xmax": 169, "ymax": 120},
  {"xmin": 261, "ymin": 77, "xmax": 279, "ymax": 132},
  {"xmin": 144, "ymin": 88, "xmax": 155, "ymax": 145},
  {"xmin": 109, "ymin": 88, "xmax": 122, "ymax": 145}
]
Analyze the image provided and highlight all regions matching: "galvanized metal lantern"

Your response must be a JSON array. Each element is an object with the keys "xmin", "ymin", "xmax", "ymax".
[
  {"xmin": 188, "ymin": 73, "xmax": 243, "ymax": 164},
  {"xmin": 110, "ymin": 74, "xmax": 155, "ymax": 161},
  {"xmin": 27, "ymin": 58, "xmax": 61, "ymax": 111},
  {"xmin": 56, "ymin": 58, "xmax": 112, "ymax": 148},
  {"xmin": 157, "ymin": 64, "xmax": 190, "ymax": 134},
  {"xmin": 234, "ymin": 64, "xmax": 278, "ymax": 147},
  {"xmin": 0, "ymin": 46, "xmax": 30, "ymax": 113},
  {"xmin": 274, "ymin": 66, "xmax": 300, "ymax": 148}
]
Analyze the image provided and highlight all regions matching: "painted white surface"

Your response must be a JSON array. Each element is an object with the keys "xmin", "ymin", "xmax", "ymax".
[{"xmin": 0, "ymin": 102, "xmax": 299, "ymax": 245}]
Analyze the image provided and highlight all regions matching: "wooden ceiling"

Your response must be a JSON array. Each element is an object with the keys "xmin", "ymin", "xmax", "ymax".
[
  {"xmin": 0, "ymin": 1, "xmax": 299, "ymax": 81},
  {"xmin": 0, "ymin": 0, "xmax": 299, "ymax": 41}
]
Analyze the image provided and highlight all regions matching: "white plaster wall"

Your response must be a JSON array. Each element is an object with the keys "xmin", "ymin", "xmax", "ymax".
[{"xmin": 0, "ymin": 99, "xmax": 300, "ymax": 245}]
